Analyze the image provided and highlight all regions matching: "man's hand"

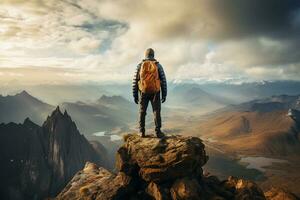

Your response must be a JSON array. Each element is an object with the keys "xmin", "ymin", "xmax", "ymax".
[
  {"xmin": 134, "ymin": 98, "xmax": 139, "ymax": 104},
  {"xmin": 161, "ymin": 97, "xmax": 166, "ymax": 103}
]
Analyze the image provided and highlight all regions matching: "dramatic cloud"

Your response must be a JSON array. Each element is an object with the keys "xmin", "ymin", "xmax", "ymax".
[{"xmin": 0, "ymin": 0, "xmax": 300, "ymax": 84}]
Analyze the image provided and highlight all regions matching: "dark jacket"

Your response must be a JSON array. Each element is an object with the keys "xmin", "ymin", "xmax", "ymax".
[{"xmin": 132, "ymin": 59, "xmax": 167, "ymax": 100}]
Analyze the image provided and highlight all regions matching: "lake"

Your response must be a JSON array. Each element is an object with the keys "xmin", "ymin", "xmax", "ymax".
[
  {"xmin": 239, "ymin": 156, "xmax": 288, "ymax": 172},
  {"xmin": 93, "ymin": 131, "xmax": 122, "ymax": 141}
]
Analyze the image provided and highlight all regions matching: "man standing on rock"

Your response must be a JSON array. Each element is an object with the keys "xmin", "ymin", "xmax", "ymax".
[{"xmin": 132, "ymin": 48, "xmax": 167, "ymax": 138}]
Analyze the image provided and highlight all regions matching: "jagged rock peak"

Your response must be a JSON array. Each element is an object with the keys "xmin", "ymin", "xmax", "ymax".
[
  {"xmin": 0, "ymin": 107, "xmax": 108, "ymax": 199},
  {"xmin": 23, "ymin": 117, "xmax": 32, "ymax": 124},
  {"xmin": 22, "ymin": 117, "xmax": 38, "ymax": 127},
  {"xmin": 23, "ymin": 117, "xmax": 41, "ymax": 130},
  {"xmin": 63, "ymin": 109, "xmax": 68, "ymax": 116},
  {"xmin": 43, "ymin": 106, "xmax": 74, "ymax": 132},
  {"xmin": 45, "ymin": 106, "xmax": 62, "ymax": 123},
  {"xmin": 52, "ymin": 106, "xmax": 63, "ymax": 116},
  {"xmin": 48, "ymin": 106, "xmax": 71, "ymax": 120}
]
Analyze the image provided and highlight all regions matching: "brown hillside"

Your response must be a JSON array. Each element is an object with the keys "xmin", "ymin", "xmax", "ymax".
[{"xmin": 197, "ymin": 111, "xmax": 300, "ymax": 155}]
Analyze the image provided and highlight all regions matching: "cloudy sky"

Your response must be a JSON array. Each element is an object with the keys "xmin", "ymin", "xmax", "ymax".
[{"xmin": 0, "ymin": 0, "xmax": 300, "ymax": 85}]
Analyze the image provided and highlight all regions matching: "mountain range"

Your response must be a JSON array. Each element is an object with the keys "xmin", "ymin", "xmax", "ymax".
[
  {"xmin": 0, "ymin": 91, "xmax": 136, "ymax": 134},
  {"xmin": 197, "ymin": 94, "xmax": 300, "ymax": 156},
  {"xmin": 163, "ymin": 81, "xmax": 300, "ymax": 113},
  {"xmin": 168, "ymin": 84, "xmax": 236, "ymax": 112},
  {"xmin": 218, "ymin": 94, "xmax": 300, "ymax": 113},
  {"xmin": 0, "ymin": 90, "xmax": 54, "ymax": 125},
  {"xmin": 61, "ymin": 95, "xmax": 136, "ymax": 134},
  {"xmin": 0, "ymin": 107, "xmax": 108, "ymax": 200},
  {"xmin": 3, "ymin": 80, "xmax": 300, "ymax": 108},
  {"xmin": 183, "ymin": 80, "xmax": 300, "ymax": 102}
]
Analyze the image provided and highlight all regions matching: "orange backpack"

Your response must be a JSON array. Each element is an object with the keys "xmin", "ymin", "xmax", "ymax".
[{"xmin": 138, "ymin": 61, "xmax": 161, "ymax": 94}]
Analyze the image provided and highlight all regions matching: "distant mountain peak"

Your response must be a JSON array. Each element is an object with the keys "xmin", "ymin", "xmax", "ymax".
[
  {"xmin": 16, "ymin": 90, "xmax": 32, "ymax": 98},
  {"xmin": 20, "ymin": 90, "xmax": 29, "ymax": 95},
  {"xmin": 23, "ymin": 117, "xmax": 39, "ymax": 128},
  {"xmin": 99, "ymin": 94, "xmax": 123, "ymax": 100},
  {"xmin": 14, "ymin": 90, "xmax": 52, "ymax": 106},
  {"xmin": 23, "ymin": 117, "xmax": 32, "ymax": 124},
  {"xmin": 0, "ymin": 90, "xmax": 54, "ymax": 125},
  {"xmin": 98, "ymin": 95, "xmax": 128, "ymax": 105}
]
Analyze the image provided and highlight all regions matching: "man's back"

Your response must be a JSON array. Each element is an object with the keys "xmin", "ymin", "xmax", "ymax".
[{"xmin": 132, "ymin": 48, "xmax": 167, "ymax": 138}]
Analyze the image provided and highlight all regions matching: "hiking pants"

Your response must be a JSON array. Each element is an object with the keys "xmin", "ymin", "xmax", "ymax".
[{"xmin": 139, "ymin": 92, "xmax": 161, "ymax": 132}]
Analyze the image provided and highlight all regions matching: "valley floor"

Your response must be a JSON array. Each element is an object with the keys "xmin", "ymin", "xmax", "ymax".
[{"xmin": 162, "ymin": 111, "xmax": 300, "ymax": 196}]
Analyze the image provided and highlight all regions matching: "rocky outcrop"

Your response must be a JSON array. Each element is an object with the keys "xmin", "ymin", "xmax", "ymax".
[
  {"xmin": 56, "ymin": 162, "xmax": 134, "ymax": 200},
  {"xmin": 57, "ymin": 134, "xmax": 298, "ymax": 200},
  {"xmin": 116, "ymin": 134, "xmax": 208, "ymax": 183},
  {"xmin": 223, "ymin": 176, "xmax": 266, "ymax": 200},
  {"xmin": 0, "ymin": 107, "xmax": 108, "ymax": 200},
  {"xmin": 265, "ymin": 187, "xmax": 300, "ymax": 200}
]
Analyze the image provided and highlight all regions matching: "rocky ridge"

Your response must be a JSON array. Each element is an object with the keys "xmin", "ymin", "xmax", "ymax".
[
  {"xmin": 0, "ymin": 107, "xmax": 108, "ymax": 200},
  {"xmin": 0, "ymin": 90, "xmax": 54, "ymax": 124},
  {"xmin": 56, "ymin": 134, "xmax": 299, "ymax": 200}
]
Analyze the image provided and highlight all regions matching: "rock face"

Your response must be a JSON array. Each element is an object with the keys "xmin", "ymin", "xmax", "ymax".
[
  {"xmin": 0, "ymin": 107, "xmax": 108, "ymax": 200},
  {"xmin": 116, "ymin": 134, "xmax": 208, "ymax": 183},
  {"xmin": 57, "ymin": 134, "xmax": 299, "ymax": 200},
  {"xmin": 56, "ymin": 162, "xmax": 134, "ymax": 200}
]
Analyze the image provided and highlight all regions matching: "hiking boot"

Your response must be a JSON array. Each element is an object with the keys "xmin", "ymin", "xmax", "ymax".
[
  {"xmin": 156, "ymin": 130, "xmax": 165, "ymax": 138},
  {"xmin": 140, "ymin": 130, "xmax": 146, "ymax": 138}
]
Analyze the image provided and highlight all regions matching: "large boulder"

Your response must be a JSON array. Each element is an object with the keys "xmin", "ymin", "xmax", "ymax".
[
  {"xmin": 146, "ymin": 182, "xmax": 171, "ymax": 200},
  {"xmin": 170, "ymin": 177, "xmax": 202, "ymax": 200},
  {"xmin": 116, "ymin": 134, "xmax": 208, "ymax": 183},
  {"xmin": 56, "ymin": 162, "xmax": 134, "ymax": 200},
  {"xmin": 223, "ymin": 176, "xmax": 266, "ymax": 200}
]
